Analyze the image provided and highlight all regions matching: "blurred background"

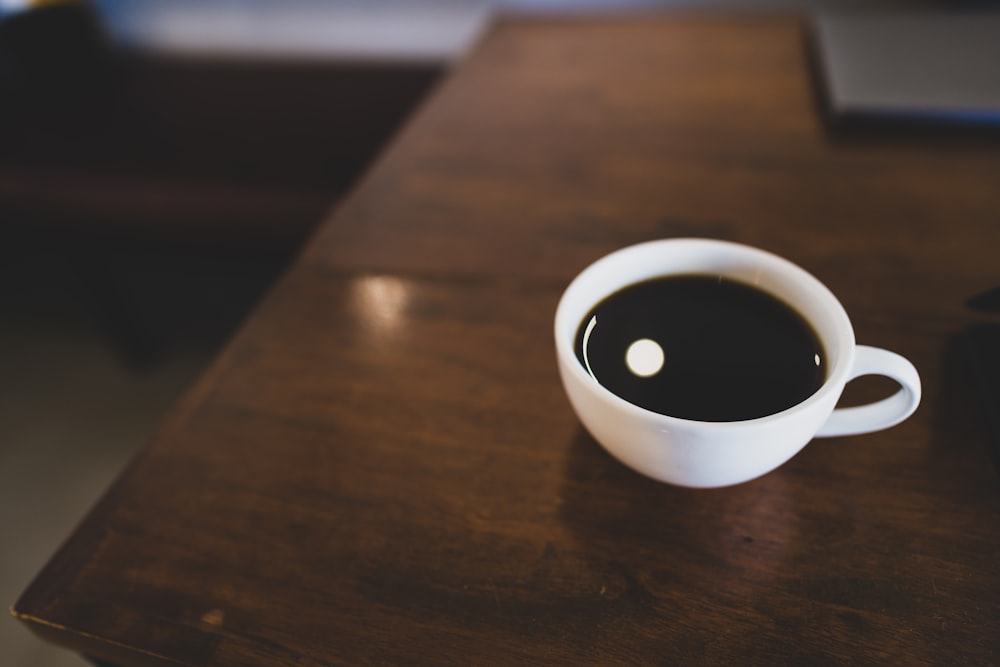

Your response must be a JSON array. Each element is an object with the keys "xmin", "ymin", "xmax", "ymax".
[{"xmin": 0, "ymin": 0, "xmax": 990, "ymax": 664}]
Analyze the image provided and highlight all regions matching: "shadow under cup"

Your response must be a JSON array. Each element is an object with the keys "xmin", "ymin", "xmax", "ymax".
[{"xmin": 554, "ymin": 238, "xmax": 920, "ymax": 488}]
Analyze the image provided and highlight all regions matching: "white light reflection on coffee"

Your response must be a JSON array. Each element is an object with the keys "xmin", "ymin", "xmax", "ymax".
[
  {"xmin": 581, "ymin": 315, "xmax": 598, "ymax": 379},
  {"xmin": 582, "ymin": 317, "xmax": 665, "ymax": 380},
  {"xmin": 626, "ymin": 338, "xmax": 664, "ymax": 377},
  {"xmin": 351, "ymin": 275, "xmax": 410, "ymax": 338}
]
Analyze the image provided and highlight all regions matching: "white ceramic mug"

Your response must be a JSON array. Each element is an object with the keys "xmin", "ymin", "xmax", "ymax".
[{"xmin": 554, "ymin": 238, "xmax": 921, "ymax": 488}]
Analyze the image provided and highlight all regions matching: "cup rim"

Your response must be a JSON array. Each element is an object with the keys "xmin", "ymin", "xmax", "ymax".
[{"xmin": 554, "ymin": 238, "xmax": 856, "ymax": 429}]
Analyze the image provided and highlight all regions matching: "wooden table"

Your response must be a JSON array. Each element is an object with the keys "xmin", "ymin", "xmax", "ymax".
[{"xmin": 14, "ymin": 15, "xmax": 1000, "ymax": 666}]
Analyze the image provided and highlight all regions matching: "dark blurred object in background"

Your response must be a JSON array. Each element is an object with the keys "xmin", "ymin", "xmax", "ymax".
[
  {"xmin": 0, "ymin": 0, "xmax": 118, "ymax": 161},
  {"xmin": 0, "ymin": 1, "xmax": 440, "ymax": 215},
  {"xmin": 0, "ymin": 0, "xmax": 440, "ymax": 243}
]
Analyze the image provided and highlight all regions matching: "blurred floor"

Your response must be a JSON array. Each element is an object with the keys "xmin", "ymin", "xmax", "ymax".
[{"xmin": 0, "ymin": 232, "xmax": 296, "ymax": 666}]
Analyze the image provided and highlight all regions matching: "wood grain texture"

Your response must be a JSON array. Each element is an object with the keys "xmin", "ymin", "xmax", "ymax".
[{"xmin": 14, "ymin": 14, "xmax": 1000, "ymax": 666}]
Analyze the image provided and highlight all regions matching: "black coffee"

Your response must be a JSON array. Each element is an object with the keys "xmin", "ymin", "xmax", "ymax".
[{"xmin": 574, "ymin": 275, "xmax": 826, "ymax": 421}]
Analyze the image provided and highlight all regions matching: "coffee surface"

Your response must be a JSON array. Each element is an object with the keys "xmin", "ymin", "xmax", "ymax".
[{"xmin": 574, "ymin": 275, "xmax": 826, "ymax": 421}]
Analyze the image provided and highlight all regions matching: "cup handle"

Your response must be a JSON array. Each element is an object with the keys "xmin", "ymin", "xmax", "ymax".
[{"xmin": 815, "ymin": 345, "xmax": 922, "ymax": 438}]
